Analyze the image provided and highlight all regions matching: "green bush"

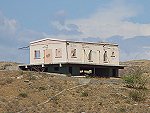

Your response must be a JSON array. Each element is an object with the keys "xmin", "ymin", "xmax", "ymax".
[
  {"xmin": 122, "ymin": 66, "xmax": 148, "ymax": 89},
  {"xmin": 123, "ymin": 75, "xmax": 135, "ymax": 88}
]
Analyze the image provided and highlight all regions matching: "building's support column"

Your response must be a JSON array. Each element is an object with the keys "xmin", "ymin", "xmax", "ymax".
[
  {"xmin": 109, "ymin": 68, "xmax": 113, "ymax": 77},
  {"xmin": 93, "ymin": 68, "xmax": 96, "ymax": 75}
]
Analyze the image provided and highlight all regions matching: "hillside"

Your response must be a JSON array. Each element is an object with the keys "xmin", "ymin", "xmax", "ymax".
[
  {"xmin": 0, "ymin": 61, "xmax": 150, "ymax": 113},
  {"xmin": 120, "ymin": 60, "xmax": 150, "ymax": 76}
]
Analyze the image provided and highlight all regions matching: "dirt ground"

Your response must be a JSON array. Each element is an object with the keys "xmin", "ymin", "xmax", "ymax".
[{"xmin": 0, "ymin": 61, "xmax": 150, "ymax": 113}]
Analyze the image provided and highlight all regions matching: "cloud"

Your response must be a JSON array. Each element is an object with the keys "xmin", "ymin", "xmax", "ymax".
[
  {"xmin": 61, "ymin": 0, "xmax": 150, "ymax": 39},
  {"xmin": 1, "ymin": 0, "xmax": 150, "ymax": 62},
  {"xmin": 49, "ymin": 10, "xmax": 82, "ymax": 36},
  {"xmin": 106, "ymin": 36, "xmax": 150, "ymax": 61},
  {"xmin": 0, "ymin": 11, "xmax": 18, "ymax": 36},
  {"xmin": 0, "ymin": 12, "xmax": 45, "ymax": 62},
  {"xmin": 50, "ymin": 21, "xmax": 82, "ymax": 35},
  {"xmin": 54, "ymin": 10, "xmax": 67, "ymax": 25},
  {"xmin": 0, "ymin": 12, "xmax": 20, "ymax": 49}
]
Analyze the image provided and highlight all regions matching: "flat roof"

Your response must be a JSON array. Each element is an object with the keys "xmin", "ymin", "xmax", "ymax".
[{"xmin": 30, "ymin": 38, "xmax": 118, "ymax": 46}]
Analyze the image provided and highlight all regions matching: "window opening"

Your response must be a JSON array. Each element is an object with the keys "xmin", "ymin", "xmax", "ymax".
[{"xmin": 34, "ymin": 50, "xmax": 40, "ymax": 59}]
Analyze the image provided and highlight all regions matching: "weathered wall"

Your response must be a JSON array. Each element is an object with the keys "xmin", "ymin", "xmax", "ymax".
[
  {"xmin": 30, "ymin": 38, "xmax": 119, "ymax": 66},
  {"xmin": 66, "ymin": 42, "xmax": 119, "ymax": 65},
  {"xmin": 30, "ymin": 39, "xmax": 67, "ymax": 64}
]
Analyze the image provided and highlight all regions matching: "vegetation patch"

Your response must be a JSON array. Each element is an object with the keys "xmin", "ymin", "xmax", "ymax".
[
  {"xmin": 122, "ymin": 66, "xmax": 149, "ymax": 103},
  {"xmin": 0, "ymin": 77, "xmax": 13, "ymax": 85},
  {"xmin": 27, "ymin": 72, "xmax": 37, "ymax": 80},
  {"xmin": 81, "ymin": 91, "xmax": 88, "ymax": 97},
  {"xmin": 19, "ymin": 70, "xmax": 24, "ymax": 75},
  {"xmin": 129, "ymin": 90, "xmax": 146, "ymax": 102},
  {"xmin": 122, "ymin": 66, "xmax": 148, "ymax": 89},
  {"xmin": 0, "ymin": 61, "xmax": 150, "ymax": 113},
  {"xmin": 18, "ymin": 92, "xmax": 28, "ymax": 98},
  {"xmin": 38, "ymin": 86, "xmax": 47, "ymax": 91}
]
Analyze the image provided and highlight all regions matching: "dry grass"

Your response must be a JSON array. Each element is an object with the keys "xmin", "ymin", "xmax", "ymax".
[
  {"xmin": 0, "ymin": 61, "xmax": 150, "ymax": 113},
  {"xmin": 0, "ymin": 70, "xmax": 149, "ymax": 113}
]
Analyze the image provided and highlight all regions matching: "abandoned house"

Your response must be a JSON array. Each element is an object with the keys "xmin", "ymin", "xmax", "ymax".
[{"xmin": 19, "ymin": 38, "xmax": 124, "ymax": 77}]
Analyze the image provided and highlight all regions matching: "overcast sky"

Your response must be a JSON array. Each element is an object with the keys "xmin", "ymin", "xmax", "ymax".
[{"xmin": 0, "ymin": 0, "xmax": 150, "ymax": 63}]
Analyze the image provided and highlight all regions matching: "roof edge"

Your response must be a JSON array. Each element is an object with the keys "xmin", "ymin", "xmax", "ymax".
[
  {"xmin": 30, "ymin": 38, "xmax": 67, "ymax": 44},
  {"xmin": 30, "ymin": 38, "xmax": 118, "ymax": 46}
]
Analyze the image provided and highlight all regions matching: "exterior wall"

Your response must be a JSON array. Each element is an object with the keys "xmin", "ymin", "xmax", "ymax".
[
  {"xmin": 66, "ymin": 42, "xmax": 119, "ymax": 65},
  {"xmin": 66, "ymin": 42, "xmax": 83, "ymax": 63},
  {"xmin": 30, "ymin": 44, "xmax": 45, "ymax": 64},
  {"xmin": 30, "ymin": 38, "xmax": 119, "ymax": 66},
  {"xmin": 30, "ymin": 39, "xmax": 67, "ymax": 64}
]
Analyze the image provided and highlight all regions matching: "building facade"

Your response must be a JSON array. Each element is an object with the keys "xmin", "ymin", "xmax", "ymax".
[{"xmin": 21, "ymin": 38, "xmax": 123, "ymax": 77}]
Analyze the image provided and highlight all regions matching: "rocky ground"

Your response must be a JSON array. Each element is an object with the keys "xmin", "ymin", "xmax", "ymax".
[
  {"xmin": 0, "ymin": 62, "xmax": 19, "ymax": 71},
  {"xmin": 0, "ymin": 61, "xmax": 150, "ymax": 113}
]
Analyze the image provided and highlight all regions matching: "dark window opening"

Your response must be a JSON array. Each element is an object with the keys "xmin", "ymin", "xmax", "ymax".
[
  {"xmin": 71, "ymin": 49, "xmax": 77, "ymax": 58},
  {"xmin": 88, "ymin": 50, "xmax": 92, "ymax": 61},
  {"xmin": 55, "ymin": 48, "xmax": 62, "ymax": 58},
  {"xmin": 111, "ymin": 52, "xmax": 115, "ymax": 57},
  {"xmin": 104, "ymin": 51, "xmax": 107, "ymax": 62}
]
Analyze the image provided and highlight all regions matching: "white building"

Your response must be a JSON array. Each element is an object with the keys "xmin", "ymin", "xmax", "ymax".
[{"xmin": 20, "ymin": 38, "xmax": 124, "ymax": 77}]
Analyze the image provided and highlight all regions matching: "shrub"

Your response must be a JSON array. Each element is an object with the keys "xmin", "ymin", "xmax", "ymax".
[
  {"xmin": 129, "ymin": 90, "xmax": 146, "ymax": 102},
  {"xmin": 19, "ymin": 70, "xmax": 24, "ymax": 75},
  {"xmin": 0, "ymin": 78, "xmax": 13, "ymax": 85},
  {"xmin": 118, "ymin": 107, "xmax": 126, "ymax": 112},
  {"xmin": 2, "ymin": 64, "xmax": 12, "ymax": 70},
  {"xmin": 27, "ymin": 72, "xmax": 36, "ymax": 80},
  {"xmin": 122, "ymin": 66, "xmax": 148, "ymax": 89},
  {"xmin": 123, "ymin": 75, "xmax": 134, "ymax": 87},
  {"xmin": 5, "ymin": 78, "xmax": 13, "ymax": 84},
  {"xmin": 29, "ymin": 75, "xmax": 36, "ymax": 80},
  {"xmin": 18, "ymin": 93, "xmax": 28, "ymax": 98},
  {"xmin": 38, "ymin": 86, "xmax": 47, "ymax": 91},
  {"xmin": 81, "ymin": 91, "xmax": 88, "ymax": 97}
]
